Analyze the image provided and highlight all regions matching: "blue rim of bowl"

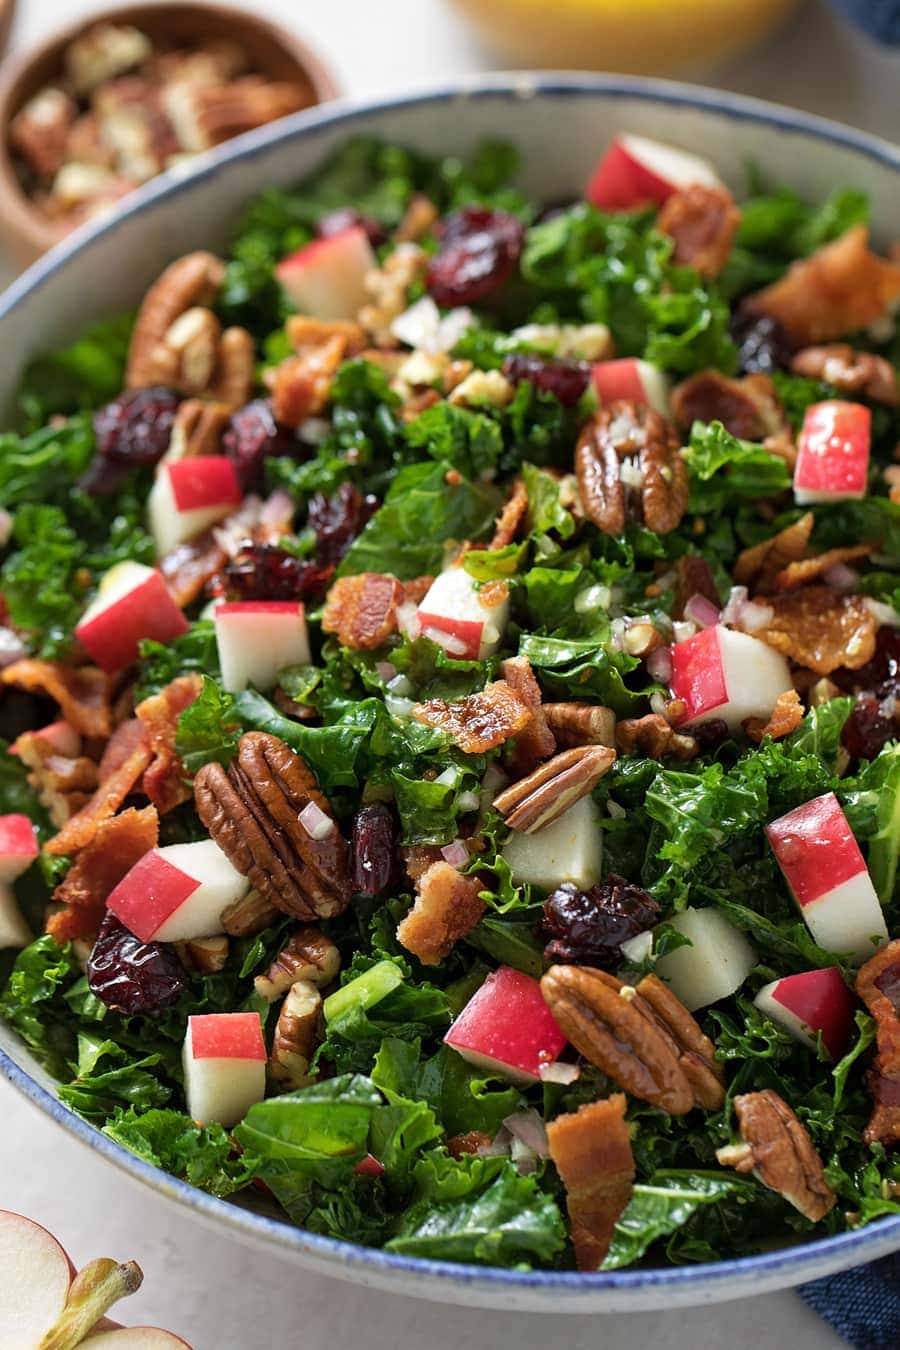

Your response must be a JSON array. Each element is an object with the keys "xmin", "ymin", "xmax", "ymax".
[{"xmin": 2, "ymin": 71, "xmax": 899, "ymax": 1294}]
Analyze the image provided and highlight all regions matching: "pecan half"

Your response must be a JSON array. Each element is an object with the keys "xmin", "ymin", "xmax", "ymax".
[
  {"xmin": 270, "ymin": 979, "xmax": 322, "ymax": 1088},
  {"xmin": 790, "ymin": 344, "xmax": 899, "ymax": 406},
  {"xmin": 194, "ymin": 731, "xmax": 350, "ymax": 921},
  {"xmin": 493, "ymin": 745, "xmax": 616, "ymax": 833},
  {"xmin": 716, "ymin": 1089, "xmax": 836, "ymax": 1222},
  {"xmin": 499, "ymin": 655, "xmax": 556, "ymax": 772},
  {"xmin": 546, "ymin": 1095, "xmax": 634, "ymax": 1271},
  {"xmin": 657, "ymin": 185, "xmax": 740, "ymax": 279},
  {"xmin": 412, "ymin": 680, "xmax": 533, "ymax": 755},
  {"xmin": 321, "ymin": 573, "xmax": 404, "ymax": 650},
  {"xmin": 753, "ymin": 586, "xmax": 877, "ymax": 675},
  {"xmin": 734, "ymin": 513, "xmax": 815, "ymax": 595},
  {"xmin": 221, "ymin": 887, "xmax": 279, "ymax": 937},
  {"xmin": 544, "ymin": 703, "xmax": 616, "ymax": 748},
  {"xmin": 856, "ymin": 940, "xmax": 900, "ymax": 1146},
  {"xmin": 209, "ymin": 326, "xmax": 255, "ymax": 409},
  {"xmin": 744, "ymin": 689, "xmax": 804, "ymax": 743},
  {"xmin": 670, "ymin": 369, "xmax": 786, "ymax": 440},
  {"xmin": 615, "ymin": 714, "xmax": 698, "ymax": 761},
  {"xmin": 396, "ymin": 860, "xmax": 487, "ymax": 966},
  {"xmin": 636, "ymin": 973, "xmax": 725, "ymax": 1111},
  {"xmin": 126, "ymin": 252, "xmax": 225, "ymax": 389},
  {"xmin": 254, "ymin": 926, "xmax": 341, "ymax": 1002},
  {"xmin": 576, "ymin": 402, "xmax": 687, "ymax": 537},
  {"xmin": 177, "ymin": 935, "xmax": 229, "ymax": 974}
]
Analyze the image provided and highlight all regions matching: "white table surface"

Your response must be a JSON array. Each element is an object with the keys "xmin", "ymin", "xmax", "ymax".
[{"xmin": 2, "ymin": 0, "xmax": 899, "ymax": 1344}]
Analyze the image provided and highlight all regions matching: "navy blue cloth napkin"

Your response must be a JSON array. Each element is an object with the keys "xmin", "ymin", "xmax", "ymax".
[
  {"xmin": 828, "ymin": 0, "xmax": 900, "ymax": 42},
  {"xmin": 800, "ymin": 1254, "xmax": 900, "ymax": 1347}
]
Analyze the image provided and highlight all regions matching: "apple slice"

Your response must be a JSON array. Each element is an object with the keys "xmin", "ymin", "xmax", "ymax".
[
  {"xmin": 148, "ymin": 456, "xmax": 242, "ymax": 557},
  {"xmin": 669, "ymin": 624, "xmax": 793, "ymax": 732},
  {"xmin": 415, "ymin": 567, "xmax": 509, "ymax": 660},
  {"xmin": 9, "ymin": 719, "xmax": 81, "ymax": 759},
  {"xmin": 76, "ymin": 561, "xmax": 188, "ymax": 673},
  {"xmin": 183, "ymin": 1012, "xmax": 267, "ymax": 1126},
  {"xmin": 214, "ymin": 600, "xmax": 311, "ymax": 693},
  {"xmin": 444, "ymin": 965, "xmax": 567, "ymax": 1084},
  {"xmin": 0, "ymin": 1210, "xmax": 74, "ymax": 1346},
  {"xmin": 766, "ymin": 791, "xmax": 888, "ymax": 962},
  {"xmin": 654, "ymin": 907, "xmax": 757, "ymax": 1011},
  {"xmin": 502, "ymin": 795, "xmax": 602, "ymax": 892},
  {"xmin": 591, "ymin": 358, "xmax": 670, "ymax": 415},
  {"xmin": 754, "ymin": 967, "xmax": 855, "ymax": 1060},
  {"xmin": 84, "ymin": 1330, "xmax": 192, "ymax": 1347},
  {"xmin": 0, "ymin": 812, "xmax": 38, "ymax": 883},
  {"xmin": 0, "ymin": 882, "xmax": 33, "ymax": 949},
  {"xmin": 106, "ymin": 839, "xmax": 248, "ymax": 943},
  {"xmin": 793, "ymin": 400, "xmax": 871, "ymax": 505},
  {"xmin": 275, "ymin": 225, "xmax": 377, "ymax": 321},
  {"xmin": 586, "ymin": 133, "xmax": 723, "ymax": 211}
]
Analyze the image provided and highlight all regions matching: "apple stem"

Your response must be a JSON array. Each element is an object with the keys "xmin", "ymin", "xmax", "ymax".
[{"xmin": 38, "ymin": 1258, "xmax": 143, "ymax": 1350}]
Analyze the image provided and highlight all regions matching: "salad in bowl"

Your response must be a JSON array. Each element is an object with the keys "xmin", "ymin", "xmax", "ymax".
[{"xmin": 2, "ymin": 126, "xmax": 900, "ymax": 1276}]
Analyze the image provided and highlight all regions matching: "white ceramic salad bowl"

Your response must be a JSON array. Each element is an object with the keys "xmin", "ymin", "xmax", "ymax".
[{"xmin": 1, "ymin": 74, "xmax": 900, "ymax": 1313}]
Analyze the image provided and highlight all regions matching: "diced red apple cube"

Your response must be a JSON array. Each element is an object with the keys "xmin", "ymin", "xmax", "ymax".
[
  {"xmin": 766, "ymin": 792, "xmax": 888, "ymax": 962},
  {"xmin": 0, "ymin": 813, "xmax": 38, "ymax": 883},
  {"xmin": 182, "ymin": 1012, "xmax": 266, "ymax": 1127},
  {"xmin": 415, "ymin": 567, "xmax": 509, "ymax": 660},
  {"xmin": 669, "ymin": 624, "xmax": 792, "ymax": 732},
  {"xmin": 444, "ymin": 965, "xmax": 567, "ymax": 1084},
  {"xmin": 148, "ymin": 456, "xmax": 242, "ymax": 557},
  {"xmin": 591, "ymin": 358, "xmax": 670, "ymax": 415},
  {"xmin": 793, "ymin": 400, "xmax": 871, "ymax": 505},
  {"xmin": 214, "ymin": 600, "xmax": 311, "ymax": 693},
  {"xmin": 275, "ymin": 225, "xmax": 377, "ymax": 322},
  {"xmin": 502, "ymin": 795, "xmax": 602, "ymax": 892},
  {"xmin": 106, "ymin": 839, "xmax": 248, "ymax": 943},
  {"xmin": 754, "ymin": 967, "xmax": 855, "ymax": 1060},
  {"xmin": 75, "ymin": 561, "xmax": 188, "ymax": 673},
  {"xmin": 586, "ymin": 133, "xmax": 723, "ymax": 211},
  {"xmin": 0, "ymin": 883, "xmax": 32, "ymax": 949},
  {"xmin": 9, "ymin": 720, "xmax": 81, "ymax": 759},
  {"xmin": 654, "ymin": 906, "xmax": 756, "ymax": 1011}
]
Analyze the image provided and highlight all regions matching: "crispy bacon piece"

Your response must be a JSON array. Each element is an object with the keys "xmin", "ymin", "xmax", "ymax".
[
  {"xmin": 734, "ymin": 513, "xmax": 815, "ymax": 595},
  {"xmin": 500, "ymin": 655, "xmax": 556, "ymax": 772},
  {"xmin": 47, "ymin": 805, "xmax": 159, "ymax": 943},
  {"xmin": 403, "ymin": 844, "xmax": 445, "ymax": 883},
  {"xmin": 546, "ymin": 1094, "xmax": 634, "ymax": 1271},
  {"xmin": 98, "ymin": 718, "xmax": 147, "ymax": 780},
  {"xmin": 160, "ymin": 529, "xmax": 227, "ymax": 607},
  {"xmin": 747, "ymin": 225, "xmax": 900, "ymax": 346},
  {"xmin": 412, "ymin": 680, "xmax": 533, "ymax": 754},
  {"xmin": 490, "ymin": 479, "xmax": 528, "ymax": 549},
  {"xmin": 790, "ymin": 344, "xmax": 900, "ymax": 407},
  {"xmin": 15, "ymin": 737, "xmax": 99, "ymax": 827},
  {"xmin": 657, "ymin": 184, "xmax": 740, "ymax": 279},
  {"xmin": 45, "ymin": 734, "xmax": 152, "ymax": 856},
  {"xmin": 773, "ymin": 543, "xmax": 872, "ymax": 592},
  {"xmin": 753, "ymin": 586, "xmax": 877, "ymax": 676},
  {"xmin": 1, "ymin": 660, "xmax": 110, "ymax": 738},
  {"xmin": 670, "ymin": 369, "xmax": 785, "ymax": 440},
  {"xmin": 396, "ymin": 860, "xmax": 487, "ymax": 965},
  {"xmin": 136, "ymin": 673, "xmax": 203, "ymax": 812},
  {"xmin": 321, "ymin": 573, "xmax": 404, "ymax": 651},
  {"xmin": 857, "ymin": 941, "xmax": 900, "ymax": 1145},
  {"xmin": 744, "ymin": 689, "xmax": 804, "ymax": 743}
]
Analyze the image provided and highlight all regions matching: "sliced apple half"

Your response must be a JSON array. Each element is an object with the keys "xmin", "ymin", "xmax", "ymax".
[
  {"xmin": 444, "ymin": 965, "xmax": 567, "ymax": 1084},
  {"xmin": 214, "ymin": 600, "xmax": 311, "ymax": 693},
  {"xmin": 75, "ymin": 561, "xmax": 188, "ymax": 673},
  {"xmin": 669, "ymin": 624, "xmax": 793, "ymax": 731},
  {"xmin": 106, "ymin": 839, "xmax": 248, "ymax": 943},
  {"xmin": 275, "ymin": 225, "xmax": 377, "ymax": 321},
  {"xmin": 793, "ymin": 400, "xmax": 871, "ymax": 505},
  {"xmin": 0, "ymin": 1209, "xmax": 74, "ymax": 1347},
  {"xmin": 586, "ymin": 134, "xmax": 722, "ymax": 211},
  {"xmin": 183, "ymin": 1012, "xmax": 267, "ymax": 1127}
]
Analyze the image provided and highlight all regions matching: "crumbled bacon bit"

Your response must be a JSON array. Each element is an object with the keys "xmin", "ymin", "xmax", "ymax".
[
  {"xmin": 747, "ymin": 225, "xmax": 900, "ymax": 346},
  {"xmin": 160, "ymin": 529, "xmax": 227, "ymax": 607},
  {"xmin": 773, "ymin": 544, "xmax": 872, "ymax": 592},
  {"xmin": 753, "ymin": 586, "xmax": 877, "ymax": 675},
  {"xmin": 136, "ymin": 673, "xmax": 202, "ymax": 811},
  {"xmin": 47, "ymin": 805, "xmax": 159, "ymax": 942},
  {"xmin": 734, "ymin": 513, "xmax": 815, "ymax": 595},
  {"xmin": 744, "ymin": 689, "xmax": 804, "ymax": 743},
  {"xmin": 412, "ymin": 680, "xmax": 533, "ymax": 754},
  {"xmin": 545, "ymin": 1094, "xmax": 634, "ymax": 1271},
  {"xmin": 615, "ymin": 714, "xmax": 698, "ymax": 761},
  {"xmin": 396, "ymin": 860, "xmax": 487, "ymax": 965},
  {"xmin": 1, "ymin": 660, "xmax": 110, "ymax": 737},
  {"xmin": 857, "ymin": 940, "xmax": 900, "ymax": 1146},
  {"xmin": 500, "ymin": 655, "xmax": 556, "ymax": 772},
  {"xmin": 45, "ymin": 734, "xmax": 152, "ymax": 856},
  {"xmin": 657, "ymin": 184, "xmax": 741, "ymax": 279},
  {"xmin": 321, "ymin": 573, "xmax": 404, "ymax": 651},
  {"xmin": 670, "ymin": 369, "xmax": 786, "ymax": 440},
  {"xmin": 97, "ymin": 717, "xmax": 146, "ymax": 780},
  {"xmin": 490, "ymin": 479, "xmax": 528, "ymax": 549},
  {"xmin": 790, "ymin": 344, "xmax": 899, "ymax": 407},
  {"xmin": 403, "ymin": 844, "xmax": 445, "ymax": 883},
  {"xmin": 15, "ymin": 737, "xmax": 99, "ymax": 827}
]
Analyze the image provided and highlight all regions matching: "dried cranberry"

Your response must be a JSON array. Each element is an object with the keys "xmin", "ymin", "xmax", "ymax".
[
  {"xmin": 842, "ymin": 692, "xmax": 894, "ymax": 761},
  {"xmin": 542, "ymin": 876, "xmax": 659, "ymax": 969},
  {"xmin": 222, "ymin": 543, "xmax": 333, "ymax": 602},
  {"xmin": 502, "ymin": 352, "xmax": 590, "ymax": 407},
  {"xmin": 309, "ymin": 482, "xmax": 379, "ymax": 566},
  {"xmin": 691, "ymin": 718, "xmax": 730, "ymax": 752},
  {"xmin": 87, "ymin": 914, "xmax": 187, "ymax": 1016},
  {"xmin": 317, "ymin": 208, "xmax": 386, "ymax": 248},
  {"xmin": 729, "ymin": 309, "xmax": 792, "ymax": 374},
  {"xmin": 223, "ymin": 399, "xmax": 297, "ymax": 489},
  {"xmin": 93, "ymin": 387, "xmax": 181, "ymax": 465},
  {"xmin": 350, "ymin": 803, "xmax": 400, "ymax": 897},
  {"xmin": 426, "ymin": 207, "xmax": 524, "ymax": 308}
]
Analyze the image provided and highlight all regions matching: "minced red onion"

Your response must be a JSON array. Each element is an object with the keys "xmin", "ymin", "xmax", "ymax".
[
  {"xmin": 824, "ymin": 562, "xmax": 860, "ymax": 594},
  {"xmin": 441, "ymin": 839, "xmax": 470, "ymax": 867},
  {"xmin": 720, "ymin": 585, "xmax": 748, "ymax": 626},
  {"xmin": 457, "ymin": 790, "xmax": 480, "ymax": 813},
  {"xmin": 864, "ymin": 597, "xmax": 900, "ymax": 627},
  {"xmin": 539, "ymin": 1061, "xmax": 582, "ymax": 1086},
  {"xmin": 375, "ymin": 661, "xmax": 397, "ymax": 683},
  {"xmin": 503, "ymin": 1109, "xmax": 549, "ymax": 1159},
  {"xmin": 683, "ymin": 593, "xmax": 720, "ymax": 628},
  {"xmin": 0, "ymin": 628, "xmax": 27, "ymax": 669},
  {"xmin": 422, "ymin": 625, "xmax": 469, "ymax": 656},
  {"xmin": 646, "ymin": 645, "xmax": 673, "ymax": 684},
  {"xmin": 720, "ymin": 585, "xmax": 773, "ymax": 632},
  {"xmin": 298, "ymin": 800, "xmax": 333, "ymax": 840}
]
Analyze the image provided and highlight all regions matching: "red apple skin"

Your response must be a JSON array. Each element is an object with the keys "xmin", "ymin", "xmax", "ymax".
[
  {"xmin": 166, "ymin": 457, "xmax": 242, "ymax": 512},
  {"xmin": 586, "ymin": 137, "xmax": 675, "ymax": 210},
  {"xmin": 76, "ymin": 572, "xmax": 189, "ymax": 673},
  {"xmin": 415, "ymin": 611, "xmax": 484, "ymax": 660},
  {"xmin": 106, "ymin": 851, "xmax": 199, "ymax": 943},
  {"xmin": 276, "ymin": 227, "xmax": 362, "ymax": 277},
  {"xmin": 353, "ymin": 1153, "xmax": 386, "ymax": 1178},
  {"xmin": 765, "ymin": 792, "xmax": 867, "ymax": 907},
  {"xmin": 794, "ymin": 401, "xmax": 871, "ymax": 499},
  {"xmin": 0, "ymin": 813, "xmax": 39, "ymax": 866},
  {"xmin": 444, "ymin": 966, "xmax": 567, "ymax": 1081},
  {"xmin": 591, "ymin": 358, "xmax": 645, "ymax": 405},
  {"xmin": 668, "ymin": 626, "xmax": 727, "ymax": 723},
  {"xmin": 215, "ymin": 601, "xmax": 303, "ymax": 617},
  {"xmin": 188, "ymin": 1012, "xmax": 267, "ymax": 1061},
  {"xmin": 767, "ymin": 968, "xmax": 856, "ymax": 1060}
]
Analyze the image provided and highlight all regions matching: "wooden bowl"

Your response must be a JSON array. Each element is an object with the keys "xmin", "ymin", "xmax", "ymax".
[{"xmin": 0, "ymin": 1, "xmax": 339, "ymax": 266}]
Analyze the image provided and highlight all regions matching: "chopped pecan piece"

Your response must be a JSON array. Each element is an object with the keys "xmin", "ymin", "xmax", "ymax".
[
  {"xmin": 14, "ymin": 737, "xmax": 98, "ymax": 827},
  {"xmin": 135, "ymin": 673, "xmax": 202, "ymax": 812},
  {"xmin": 670, "ymin": 369, "xmax": 786, "ymax": 440},
  {"xmin": 500, "ymin": 655, "xmax": 556, "ymax": 772},
  {"xmin": 447, "ymin": 1130, "xmax": 492, "ymax": 1159},
  {"xmin": 753, "ymin": 586, "xmax": 877, "ymax": 675},
  {"xmin": 615, "ymin": 714, "xmax": 698, "ymax": 761},
  {"xmin": 270, "ymin": 980, "xmax": 322, "ymax": 1089},
  {"xmin": 2, "ymin": 660, "xmax": 110, "ymax": 738},
  {"xmin": 177, "ymin": 935, "xmax": 229, "ymax": 974},
  {"xmin": 396, "ymin": 860, "xmax": 486, "ymax": 966},
  {"xmin": 163, "ymin": 397, "xmax": 232, "ymax": 459},
  {"xmin": 747, "ymin": 225, "xmax": 900, "ymax": 346},
  {"xmin": 734, "ymin": 513, "xmax": 815, "ymax": 595},
  {"xmin": 494, "ymin": 745, "xmax": 616, "ymax": 833},
  {"xmin": 271, "ymin": 338, "xmax": 346, "ymax": 428},
  {"xmin": 254, "ymin": 925, "xmax": 341, "ymax": 1002},
  {"xmin": 126, "ymin": 252, "xmax": 225, "ymax": 389},
  {"xmin": 359, "ymin": 243, "xmax": 428, "ymax": 347},
  {"xmin": 576, "ymin": 402, "xmax": 687, "ymax": 537},
  {"xmin": 857, "ymin": 941, "xmax": 900, "ymax": 1146},
  {"xmin": 45, "ymin": 732, "xmax": 152, "ymax": 856},
  {"xmin": 194, "ymin": 731, "xmax": 350, "ymax": 921},
  {"xmin": 772, "ymin": 544, "xmax": 873, "ymax": 592},
  {"xmin": 221, "ymin": 887, "xmax": 279, "ymax": 937},
  {"xmin": 790, "ymin": 344, "xmax": 899, "ymax": 406},
  {"xmin": 412, "ymin": 680, "xmax": 533, "ymax": 755},
  {"xmin": 716, "ymin": 1089, "xmax": 836, "ymax": 1222},
  {"xmin": 744, "ymin": 688, "xmax": 804, "ymax": 743},
  {"xmin": 321, "ymin": 573, "xmax": 404, "ymax": 651},
  {"xmin": 47, "ymin": 805, "xmax": 158, "ymax": 943},
  {"xmin": 543, "ymin": 703, "xmax": 616, "ymax": 748},
  {"xmin": 657, "ymin": 185, "xmax": 740, "ymax": 279},
  {"xmin": 490, "ymin": 479, "xmax": 528, "ymax": 549},
  {"xmin": 546, "ymin": 1095, "xmax": 634, "ymax": 1271}
]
